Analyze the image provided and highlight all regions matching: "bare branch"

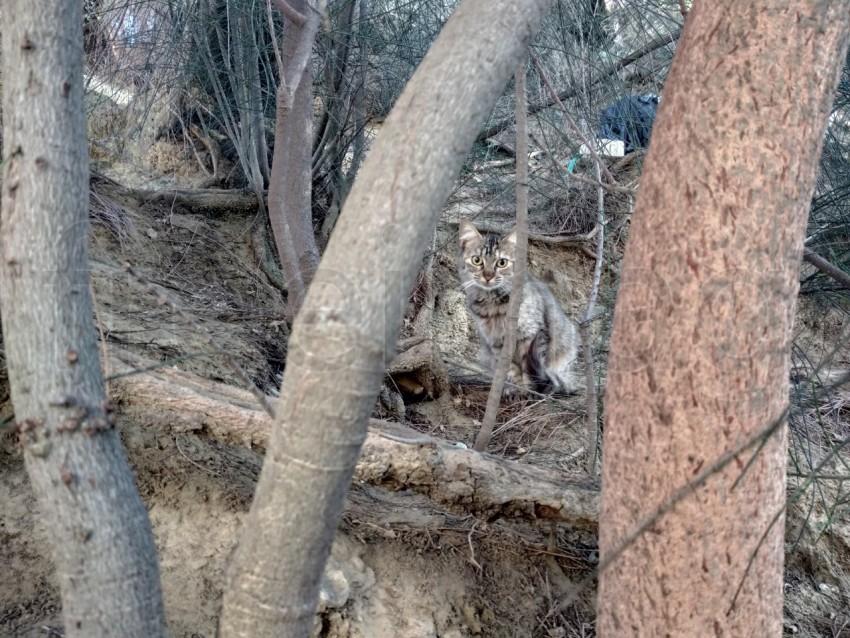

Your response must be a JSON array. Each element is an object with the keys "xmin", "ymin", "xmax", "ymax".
[
  {"xmin": 477, "ymin": 26, "xmax": 683, "ymax": 142},
  {"xmin": 266, "ymin": 0, "xmax": 284, "ymax": 71},
  {"xmin": 530, "ymin": 52, "xmax": 619, "ymax": 188},
  {"xmin": 582, "ymin": 161, "xmax": 605, "ymax": 474},
  {"xmin": 563, "ymin": 170, "xmax": 637, "ymax": 195},
  {"xmin": 474, "ymin": 59, "xmax": 529, "ymax": 452},
  {"xmin": 803, "ymin": 248, "xmax": 850, "ymax": 290}
]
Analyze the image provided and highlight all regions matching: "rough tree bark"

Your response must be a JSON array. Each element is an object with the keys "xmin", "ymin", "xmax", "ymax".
[
  {"xmin": 0, "ymin": 2, "xmax": 165, "ymax": 636},
  {"xmin": 598, "ymin": 2, "xmax": 850, "ymax": 635},
  {"xmin": 267, "ymin": 0, "xmax": 322, "ymax": 315},
  {"xmin": 219, "ymin": 1, "xmax": 556, "ymax": 636}
]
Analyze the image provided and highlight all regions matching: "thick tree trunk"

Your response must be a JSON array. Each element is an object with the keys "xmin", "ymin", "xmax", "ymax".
[
  {"xmin": 219, "ymin": 1, "xmax": 555, "ymax": 636},
  {"xmin": 598, "ymin": 2, "xmax": 850, "ymax": 635},
  {"xmin": 0, "ymin": 2, "xmax": 165, "ymax": 637}
]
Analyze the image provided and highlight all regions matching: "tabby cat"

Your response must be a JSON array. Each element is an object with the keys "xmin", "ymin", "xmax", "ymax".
[{"xmin": 457, "ymin": 220, "xmax": 579, "ymax": 395}]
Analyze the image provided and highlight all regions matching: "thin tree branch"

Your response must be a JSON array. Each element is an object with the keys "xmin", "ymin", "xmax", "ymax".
[
  {"xmin": 563, "ymin": 169, "xmax": 636, "ymax": 195},
  {"xmin": 803, "ymin": 247, "xmax": 850, "ymax": 290},
  {"xmin": 530, "ymin": 52, "xmax": 619, "ymax": 188},
  {"xmin": 477, "ymin": 26, "xmax": 682, "ymax": 142},
  {"xmin": 266, "ymin": 0, "xmax": 284, "ymax": 71},
  {"xmin": 474, "ymin": 59, "xmax": 529, "ymax": 452},
  {"xmin": 582, "ymin": 160, "xmax": 605, "ymax": 474}
]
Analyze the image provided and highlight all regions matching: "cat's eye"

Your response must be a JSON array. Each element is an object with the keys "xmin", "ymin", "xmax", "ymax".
[
  {"xmin": 496, "ymin": 258, "xmax": 509, "ymax": 268},
  {"xmin": 470, "ymin": 255, "xmax": 483, "ymax": 266}
]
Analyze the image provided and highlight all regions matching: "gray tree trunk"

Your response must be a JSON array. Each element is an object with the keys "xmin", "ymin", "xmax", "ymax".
[
  {"xmin": 219, "ymin": 0, "xmax": 556, "ymax": 636},
  {"xmin": 0, "ymin": 1, "xmax": 165, "ymax": 637},
  {"xmin": 598, "ymin": 1, "xmax": 850, "ymax": 634},
  {"xmin": 267, "ymin": 0, "xmax": 322, "ymax": 315}
]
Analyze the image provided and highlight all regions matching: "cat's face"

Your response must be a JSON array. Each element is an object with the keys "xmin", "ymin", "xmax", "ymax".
[{"xmin": 458, "ymin": 220, "xmax": 517, "ymax": 292}]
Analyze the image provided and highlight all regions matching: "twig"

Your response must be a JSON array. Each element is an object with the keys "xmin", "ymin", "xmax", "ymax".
[
  {"xmin": 561, "ymin": 169, "xmax": 637, "ymax": 195},
  {"xmin": 266, "ymin": 0, "xmax": 284, "ymax": 71},
  {"xmin": 467, "ymin": 522, "xmax": 484, "ymax": 573},
  {"xmin": 530, "ymin": 52, "xmax": 619, "ymax": 188},
  {"xmin": 477, "ymin": 26, "xmax": 683, "ymax": 142},
  {"xmin": 474, "ymin": 59, "xmax": 529, "ymax": 452},
  {"xmin": 582, "ymin": 160, "xmax": 606, "ymax": 474},
  {"xmin": 123, "ymin": 262, "xmax": 276, "ymax": 418},
  {"xmin": 464, "ymin": 220, "xmax": 598, "ymax": 246},
  {"xmin": 787, "ymin": 472, "xmax": 850, "ymax": 480},
  {"xmin": 174, "ymin": 435, "xmax": 218, "ymax": 475},
  {"xmin": 803, "ymin": 248, "xmax": 850, "ymax": 290},
  {"xmin": 728, "ymin": 434, "xmax": 850, "ymax": 614}
]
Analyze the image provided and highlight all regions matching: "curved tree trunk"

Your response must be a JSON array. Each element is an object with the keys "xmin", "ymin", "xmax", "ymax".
[
  {"xmin": 598, "ymin": 2, "xmax": 850, "ymax": 635},
  {"xmin": 267, "ymin": 0, "xmax": 322, "ymax": 315},
  {"xmin": 0, "ymin": 2, "xmax": 165, "ymax": 637},
  {"xmin": 219, "ymin": 1, "xmax": 555, "ymax": 636}
]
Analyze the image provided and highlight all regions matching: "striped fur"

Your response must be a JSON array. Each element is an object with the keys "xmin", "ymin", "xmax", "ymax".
[{"xmin": 457, "ymin": 220, "xmax": 579, "ymax": 395}]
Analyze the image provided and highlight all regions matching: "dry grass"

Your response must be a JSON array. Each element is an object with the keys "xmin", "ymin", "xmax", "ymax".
[{"xmin": 89, "ymin": 189, "xmax": 137, "ymax": 246}]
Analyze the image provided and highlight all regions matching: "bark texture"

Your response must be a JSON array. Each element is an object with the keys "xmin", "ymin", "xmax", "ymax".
[
  {"xmin": 219, "ymin": 1, "xmax": 555, "ymax": 635},
  {"xmin": 267, "ymin": 0, "xmax": 322, "ymax": 314},
  {"xmin": 0, "ymin": 2, "xmax": 165, "ymax": 636},
  {"xmin": 598, "ymin": 2, "xmax": 850, "ymax": 635}
]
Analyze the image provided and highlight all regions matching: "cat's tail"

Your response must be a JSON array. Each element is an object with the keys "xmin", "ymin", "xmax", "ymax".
[{"xmin": 526, "ymin": 333, "xmax": 558, "ymax": 394}]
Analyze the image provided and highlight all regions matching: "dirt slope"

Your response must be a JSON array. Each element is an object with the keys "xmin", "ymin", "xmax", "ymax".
[{"xmin": 1, "ymin": 171, "xmax": 849, "ymax": 637}]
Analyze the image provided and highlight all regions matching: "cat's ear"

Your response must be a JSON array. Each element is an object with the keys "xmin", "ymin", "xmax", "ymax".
[
  {"xmin": 502, "ymin": 231, "xmax": 518, "ymax": 248},
  {"xmin": 458, "ymin": 220, "xmax": 482, "ymax": 249}
]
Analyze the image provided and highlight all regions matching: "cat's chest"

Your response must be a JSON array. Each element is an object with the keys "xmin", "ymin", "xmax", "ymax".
[
  {"xmin": 468, "ymin": 292, "xmax": 509, "ymax": 319},
  {"xmin": 467, "ymin": 292, "xmax": 511, "ymax": 336}
]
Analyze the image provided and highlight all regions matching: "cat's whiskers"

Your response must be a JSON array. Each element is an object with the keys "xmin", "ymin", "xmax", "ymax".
[{"xmin": 461, "ymin": 279, "xmax": 481, "ymax": 291}]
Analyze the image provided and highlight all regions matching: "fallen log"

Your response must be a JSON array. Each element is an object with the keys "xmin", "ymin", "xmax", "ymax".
[
  {"xmin": 108, "ymin": 351, "xmax": 599, "ymax": 531},
  {"xmin": 90, "ymin": 174, "xmax": 261, "ymax": 217}
]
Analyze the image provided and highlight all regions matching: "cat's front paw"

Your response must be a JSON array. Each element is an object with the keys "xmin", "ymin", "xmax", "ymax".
[{"xmin": 503, "ymin": 367, "xmax": 524, "ymax": 397}]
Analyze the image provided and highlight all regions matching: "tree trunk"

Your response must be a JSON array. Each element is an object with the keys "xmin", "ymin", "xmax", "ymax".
[
  {"xmin": 598, "ymin": 2, "xmax": 850, "ymax": 635},
  {"xmin": 219, "ymin": 1, "xmax": 555, "ymax": 635},
  {"xmin": 0, "ymin": 2, "xmax": 165, "ymax": 637},
  {"xmin": 267, "ymin": 0, "xmax": 322, "ymax": 315}
]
